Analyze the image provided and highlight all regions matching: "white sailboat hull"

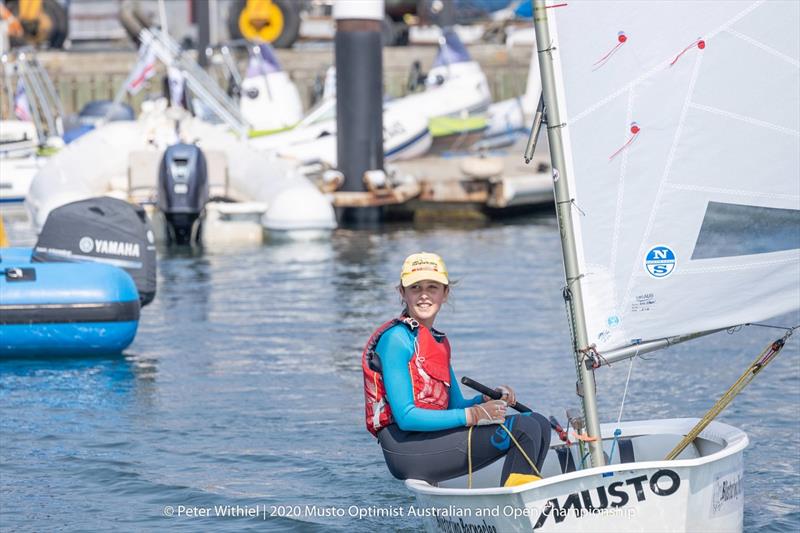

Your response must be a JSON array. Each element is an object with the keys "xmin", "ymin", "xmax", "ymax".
[{"xmin": 406, "ymin": 418, "xmax": 746, "ymax": 532}]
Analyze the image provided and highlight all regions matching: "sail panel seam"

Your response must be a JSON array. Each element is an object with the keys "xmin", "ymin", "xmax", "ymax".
[
  {"xmin": 570, "ymin": 0, "xmax": 767, "ymax": 126},
  {"xmin": 620, "ymin": 52, "xmax": 705, "ymax": 325},
  {"xmin": 633, "ymin": 256, "xmax": 798, "ymax": 275},
  {"xmin": 664, "ymin": 183, "xmax": 799, "ymax": 201},
  {"xmin": 723, "ymin": 28, "xmax": 800, "ymax": 68},
  {"xmin": 688, "ymin": 103, "xmax": 800, "ymax": 137},
  {"xmin": 609, "ymin": 88, "xmax": 637, "ymax": 280}
]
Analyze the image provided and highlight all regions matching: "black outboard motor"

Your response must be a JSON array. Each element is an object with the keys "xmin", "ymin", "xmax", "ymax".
[
  {"xmin": 32, "ymin": 197, "xmax": 158, "ymax": 306},
  {"xmin": 157, "ymin": 143, "xmax": 209, "ymax": 245}
]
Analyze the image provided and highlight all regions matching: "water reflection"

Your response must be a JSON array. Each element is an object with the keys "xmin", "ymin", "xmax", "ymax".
[
  {"xmin": 1, "ymin": 219, "xmax": 796, "ymax": 532},
  {"xmin": 268, "ymin": 237, "xmax": 334, "ymax": 266},
  {"xmin": 156, "ymin": 253, "xmax": 212, "ymax": 323},
  {"xmin": 125, "ymin": 353, "xmax": 160, "ymax": 409},
  {"xmin": 333, "ymin": 229, "xmax": 394, "ymax": 315},
  {"xmin": 0, "ymin": 352, "xmax": 160, "ymax": 411},
  {"xmin": 0, "ymin": 353, "xmax": 140, "ymax": 464}
]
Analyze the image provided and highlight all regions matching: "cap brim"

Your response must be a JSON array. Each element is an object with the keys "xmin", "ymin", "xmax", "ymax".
[{"xmin": 401, "ymin": 271, "xmax": 449, "ymax": 287}]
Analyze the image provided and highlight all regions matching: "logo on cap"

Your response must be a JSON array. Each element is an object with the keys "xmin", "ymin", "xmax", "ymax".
[
  {"xmin": 401, "ymin": 252, "xmax": 449, "ymax": 286},
  {"xmin": 410, "ymin": 259, "xmax": 440, "ymax": 272}
]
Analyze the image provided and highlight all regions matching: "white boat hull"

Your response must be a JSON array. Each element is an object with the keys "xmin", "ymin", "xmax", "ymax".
[
  {"xmin": 1, "ymin": 121, "xmax": 45, "ymax": 205},
  {"xmin": 406, "ymin": 418, "xmax": 746, "ymax": 532},
  {"xmin": 250, "ymin": 61, "xmax": 488, "ymax": 167},
  {"xmin": 25, "ymin": 116, "xmax": 336, "ymax": 240},
  {"xmin": 0, "ymin": 156, "xmax": 39, "ymax": 205},
  {"xmin": 240, "ymin": 71, "xmax": 304, "ymax": 132},
  {"xmin": 253, "ymin": 98, "xmax": 433, "ymax": 167}
]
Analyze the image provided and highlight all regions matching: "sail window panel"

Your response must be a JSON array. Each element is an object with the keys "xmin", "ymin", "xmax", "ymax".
[
  {"xmin": 691, "ymin": 30, "xmax": 799, "ymax": 134},
  {"xmin": 610, "ymin": 185, "xmax": 799, "ymax": 351},
  {"xmin": 615, "ymin": 252, "xmax": 799, "ymax": 353},
  {"xmin": 587, "ymin": 189, "xmax": 800, "ymax": 352},
  {"xmin": 692, "ymin": 202, "xmax": 800, "ymax": 259}
]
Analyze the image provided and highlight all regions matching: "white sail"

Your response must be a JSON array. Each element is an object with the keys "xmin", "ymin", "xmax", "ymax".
[{"xmin": 549, "ymin": 0, "xmax": 800, "ymax": 352}]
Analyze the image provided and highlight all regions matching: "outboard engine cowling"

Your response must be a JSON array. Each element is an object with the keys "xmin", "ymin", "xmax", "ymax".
[
  {"xmin": 157, "ymin": 143, "xmax": 209, "ymax": 245},
  {"xmin": 32, "ymin": 196, "xmax": 158, "ymax": 306}
]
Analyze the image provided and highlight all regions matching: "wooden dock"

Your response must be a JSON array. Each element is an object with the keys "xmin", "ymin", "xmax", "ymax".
[{"xmin": 330, "ymin": 138, "xmax": 553, "ymax": 221}]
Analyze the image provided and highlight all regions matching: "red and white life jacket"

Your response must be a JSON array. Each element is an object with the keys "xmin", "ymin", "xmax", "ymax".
[{"xmin": 362, "ymin": 316, "xmax": 452, "ymax": 436}]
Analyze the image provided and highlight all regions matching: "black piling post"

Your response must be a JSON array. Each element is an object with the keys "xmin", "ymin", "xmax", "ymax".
[
  {"xmin": 334, "ymin": 0, "xmax": 385, "ymax": 226},
  {"xmin": 438, "ymin": 0, "xmax": 456, "ymax": 28},
  {"xmin": 196, "ymin": 0, "xmax": 211, "ymax": 67}
]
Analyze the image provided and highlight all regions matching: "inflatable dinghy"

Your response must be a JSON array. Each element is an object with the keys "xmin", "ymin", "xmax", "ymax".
[
  {"xmin": 0, "ymin": 197, "xmax": 157, "ymax": 357},
  {"xmin": 0, "ymin": 247, "xmax": 140, "ymax": 357}
]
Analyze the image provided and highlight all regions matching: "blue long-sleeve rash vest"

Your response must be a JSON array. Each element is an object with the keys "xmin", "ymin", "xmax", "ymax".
[{"xmin": 375, "ymin": 324, "xmax": 483, "ymax": 432}]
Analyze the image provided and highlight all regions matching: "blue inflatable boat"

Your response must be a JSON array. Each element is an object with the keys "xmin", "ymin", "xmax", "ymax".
[{"xmin": 0, "ymin": 247, "xmax": 141, "ymax": 357}]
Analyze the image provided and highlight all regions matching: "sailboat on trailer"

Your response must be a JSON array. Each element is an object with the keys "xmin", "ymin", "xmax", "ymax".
[{"xmin": 405, "ymin": 1, "xmax": 800, "ymax": 531}]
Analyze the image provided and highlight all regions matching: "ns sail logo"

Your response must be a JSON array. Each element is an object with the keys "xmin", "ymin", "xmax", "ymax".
[{"xmin": 644, "ymin": 246, "xmax": 676, "ymax": 278}]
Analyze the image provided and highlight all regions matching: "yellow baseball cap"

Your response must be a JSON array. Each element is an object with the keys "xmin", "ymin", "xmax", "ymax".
[{"xmin": 400, "ymin": 252, "xmax": 449, "ymax": 287}]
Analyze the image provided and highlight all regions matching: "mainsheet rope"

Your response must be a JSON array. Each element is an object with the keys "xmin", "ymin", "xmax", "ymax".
[{"xmin": 467, "ymin": 406, "xmax": 542, "ymax": 489}]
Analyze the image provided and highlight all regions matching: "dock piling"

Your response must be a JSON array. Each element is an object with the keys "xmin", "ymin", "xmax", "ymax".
[{"xmin": 334, "ymin": 0, "xmax": 385, "ymax": 225}]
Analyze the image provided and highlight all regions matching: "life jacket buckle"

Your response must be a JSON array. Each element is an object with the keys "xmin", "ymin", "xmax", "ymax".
[{"xmin": 403, "ymin": 317, "xmax": 420, "ymax": 330}]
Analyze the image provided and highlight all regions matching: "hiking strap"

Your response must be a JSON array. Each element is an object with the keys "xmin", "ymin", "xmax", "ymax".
[
  {"xmin": 555, "ymin": 446, "xmax": 576, "ymax": 473},
  {"xmin": 618, "ymin": 438, "xmax": 635, "ymax": 464}
]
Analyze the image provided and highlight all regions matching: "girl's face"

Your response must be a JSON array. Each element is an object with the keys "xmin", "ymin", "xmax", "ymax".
[{"xmin": 400, "ymin": 281, "xmax": 448, "ymax": 328}]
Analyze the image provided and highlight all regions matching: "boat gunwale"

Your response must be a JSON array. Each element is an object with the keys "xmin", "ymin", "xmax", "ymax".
[{"xmin": 405, "ymin": 417, "xmax": 749, "ymax": 496}]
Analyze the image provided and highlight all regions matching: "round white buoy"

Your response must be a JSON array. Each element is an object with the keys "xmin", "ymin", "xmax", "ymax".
[{"xmin": 263, "ymin": 185, "xmax": 337, "ymax": 236}]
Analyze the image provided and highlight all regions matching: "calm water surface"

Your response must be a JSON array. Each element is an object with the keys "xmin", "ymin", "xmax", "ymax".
[{"xmin": 1, "ymin": 217, "xmax": 798, "ymax": 531}]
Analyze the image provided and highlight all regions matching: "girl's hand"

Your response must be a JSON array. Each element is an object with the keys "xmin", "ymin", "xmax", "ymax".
[
  {"xmin": 466, "ymin": 400, "xmax": 507, "ymax": 426},
  {"xmin": 497, "ymin": 385, "xmax": 516, "ymax": 407},
  {"xmin": 482, "ymin": 385, "xmax": 516, "ymax": 407}
]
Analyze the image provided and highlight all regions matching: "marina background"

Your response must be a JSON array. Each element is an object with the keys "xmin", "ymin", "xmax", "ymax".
[
  {"xmin": 2, "ymin": 219, "xmax": 797, "ymax": 531},
  {"xmin": 2, "ymin": 1, "xmax": 799, "ymax": 529},
  {"xmin": 31, "ymin": 44, "xmax": 534, "ymax": 117}
]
